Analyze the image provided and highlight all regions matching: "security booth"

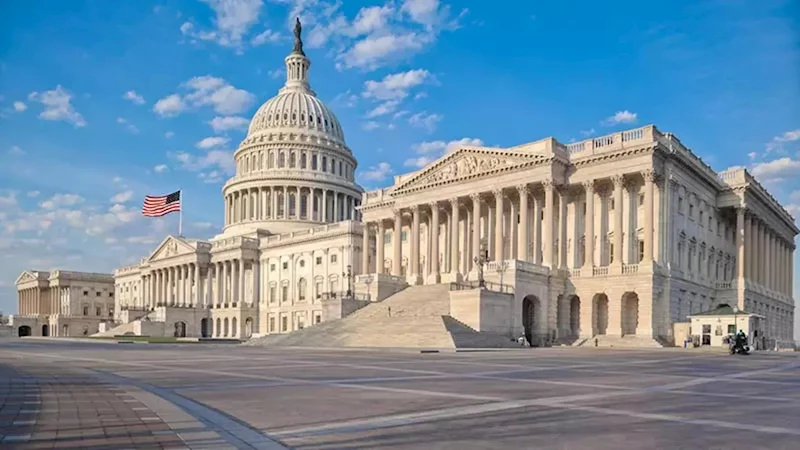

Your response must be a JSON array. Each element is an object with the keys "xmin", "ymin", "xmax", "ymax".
[{"xmin": 688, "ymin": 304, "xmax": 765, "ymax": 348}]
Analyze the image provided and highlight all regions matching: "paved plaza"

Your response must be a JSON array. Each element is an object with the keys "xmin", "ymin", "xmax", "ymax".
[{"xmin": 0, "ymin": 340, "xmax": 799, "ymax": 449}]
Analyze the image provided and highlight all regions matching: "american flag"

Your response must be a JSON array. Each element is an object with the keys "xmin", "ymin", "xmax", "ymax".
[{"xmin": 142, "ymin": 190, "xmax": 181, "ymax": 217}]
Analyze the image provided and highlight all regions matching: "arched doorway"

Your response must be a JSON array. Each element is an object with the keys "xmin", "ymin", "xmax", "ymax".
[
  {"xmin": 593, "ymin": 294, "xmax": 609, "ymax": 335},
  {"xmin": 232, "ymin": 318, "xmax": 238, "ymax": 338},
  {"xmin": 62, "ymin": 324, "xmax": 69, "ymax": 336},
  {"xmin": 522, "ymin": 295, "xmax": 540, "ymax": 347},
  {"xmin": 41, "ymin": 324, "xmax": 49, "ymax": 337},
  {"xmin": 569, "ymin": 296, "xmax": 581, "ymax": 336},
  {"xmin": 215, "ymin": 318, "xmax": 221, "ymax": 337},
  {"xmin": 622, "ymin": 292, "xmax": 639, "ymax": 336},
  {"xmin": 223, "ymin": 318, "xmax": 230, "ymax": 337},
  {"xmin": 18, "ymin": 326, "xmax": 32, "ymax": 337},
  {"xmin": 173, "ymin": 321, "xmax": 187, "ymax": 338},
  {"xmin": 200, "ymin": 318, "xmax": 210, "ymax": 338},
  {"xmin": 244, "ymin": 317, "xmax": 253, "ymax": 339}
]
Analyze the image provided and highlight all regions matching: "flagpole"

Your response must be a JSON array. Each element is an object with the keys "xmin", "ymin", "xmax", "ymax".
[{"xmin": 178, "ymin": 189, "xmax": 183, "ymax": 237}]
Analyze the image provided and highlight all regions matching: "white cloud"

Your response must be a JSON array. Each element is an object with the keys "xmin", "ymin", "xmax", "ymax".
[
  {"xmin": 748, "ymin": 152, "xmax": 758, "ymax": 160},
  {"xmin": 170, "ymin": 149, "xmax": 235, "ymax": 177},
  {"xmin": 580, "ymin": 128, "xmax": 595, "ymax": 137},
  {"xmin": 196, "ymin": 136, "xmax": 230, "ymax": 149},
  {"xmin": 110, "ymin": 190, "xmax": 134, "ymax": 203},
  {"xmin": 251, "ymin": 29, "xmax": 282, "ymax": 46},
  {"xmin": 27, "ymin": 191, "xmax": 40, "ymax": 198},
  {"xmin": 362, "ymin": 121, "xmax": 380, "ymax": 131},
  {"xmin": 123, "ymin": 90, "xmax": 145, "ymax": 105},
  {"xmin": 602, "ymin": 110, "xmax": 637, "ymax": 126},
  {"xmin": 39, "ymin": 193, "xmax": 84, "ymax": 210},
  {"xmin": 363, "ymin": 69, "xmax": 431, "ymax": 101},
  {"xmin": 338, "ymin": 32, "xmax": 431, "ymax": 70},
  {"xmin": 8, "ymin": 145, "xmax": 24, "ymax": 155},
  {"xmin": 408, "ymin": 111, "xmax": 442, "ymax": 132},
  {"xmin": 0, "ymin": 191, "xmax": 17, "ymax": 207},
  {"xmin": 154, "ymin": 164, "xmax": 169, "ymax": 173},
  {"xmin": 153, "ymin": 94, "xmax": 185, "ymax": 116},
  {"xmin": 268, "ymin": 68, "xmax": 284, "ymax": 79},
  {"xmin": 165, "ymin": 131, "xmax": 175, "ymax": 139},
  {"xmin": 766, "ymin": 129, "xmax": 800, "ymax": 153},
  {"xmin": 359, "ymin": 162, "xmax": 393, "ymax": 182},
  {"xmin": 209, "ymin": 115, "xmax": 250, "ymax": 132},
  {"xmin": 750, "ymin": 157, "xmax": 800, "ymax": 182},
  {"xmin": 365, "ymin": 100, "xmax": 400, "ymax": 118},
  {"xmin": 116, "ymin": 117, "xmax": 140, "ymax": 133},
  {"xmin": 404, "ymin": 137, "xmax": 483, "ymax": 168},
  {"xmin": 13, "ymin": 101, "xmax": 26, "ymax": 112},
  {"xmin": 27, "ymin": 85, "xmax": 86, "ymax": 127},
  {"xmin": 331, "ymin": 90, "xmax": 358, "ymax": 108},
  {"xmin": 154, "ymin": 76, "xmax": 255, "ymax": 117},
  {"xmin": 180, "ymin": 0, "xmax": 264, "ymax": 50}
]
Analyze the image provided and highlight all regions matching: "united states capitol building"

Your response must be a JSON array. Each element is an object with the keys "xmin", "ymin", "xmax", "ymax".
[{"xmin": 13, "ymin": 26, "xmax": 797, "ymax": 347}]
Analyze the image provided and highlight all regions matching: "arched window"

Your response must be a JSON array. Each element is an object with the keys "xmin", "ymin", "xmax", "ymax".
[
  {"xmin": 322, "ymin": 156, "xmax": 327, "ymax": 172},
  {"xmin": 277, "ymin": 192, "xmax": 284, "ymax": 217},
  {"xmin": 290, "ymin": 152, "xmax": 296, "ymax": 168},
  {"xmin": 339, "ymin": 161, "xmax": 343, "ymax": 176},
  {"xmin": 300, "ymin": 153, "xmax": 307, "ymax": 169},
  {"xmin": 311, "ymin": 154, "xmax": 318, "ymax": 170},
  {"xmin": 231, "ymin": 317, "xmax": 238, "ymax": 338},
  {"xmin": 289, "ymin": 193, "xmax": 296, "ymax": 217},
  {"xmin": 269, "ymin": 152, "xmax": 275, "ymax": 168},
  {"xmin": 278, "ymin": 152, "xmax": 286, "ymax": 168},
  {"xmin": 300, "ymin": 193, "xmax": 308, "ymax": 219},
  {"xmin": 216, "ymin": 318, "xmax": 221, "ymax": 337},
  {"xmin": 298, "ymin": 278, "xmax": 306, "ymax": 301},
  {"xmin": 331, "ymin": 158, "xmax": 336, "ymax": 173}
]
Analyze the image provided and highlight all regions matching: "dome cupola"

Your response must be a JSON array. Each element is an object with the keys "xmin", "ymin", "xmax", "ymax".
[{"xmin": 221, "ymin": 18, "xmax": 363, "ymax": 237}]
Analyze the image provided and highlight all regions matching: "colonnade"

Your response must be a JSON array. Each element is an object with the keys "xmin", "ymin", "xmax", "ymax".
[
  {"xmin": 132, "ymin": 259, "xmax": 259, "ymax": 310},
  {"xmin": 224, "ymin": 186, "xmax": 360, "ymax": 226},
  {"xmin": 736, "ymin": 208, "xmax": 794, "ymax": 296},
  {"xmin": 360, "ymin": 172, "xmax": 659, "ymax": 280}
]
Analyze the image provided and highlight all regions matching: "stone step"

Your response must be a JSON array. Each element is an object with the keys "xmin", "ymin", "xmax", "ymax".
[{"xmin": 579, "ymin": 335, "xmax": 663, "ymax": 348}]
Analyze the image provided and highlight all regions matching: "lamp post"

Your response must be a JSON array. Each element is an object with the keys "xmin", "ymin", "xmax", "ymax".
[
  {"xmin": 363, "ymin": 274, "xmax": 374, "ymax": 301},
  {"xmin": 472, "ymin": 239, "xmax": 489, "ymax": 289},
  {"xmin": 343, "ymin": 265, "xmax": 353, "ymax": 297}
]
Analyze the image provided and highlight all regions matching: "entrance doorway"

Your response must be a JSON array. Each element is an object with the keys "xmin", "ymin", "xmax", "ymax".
[
  {"xmin": 200, "ymin": 318, "xmax": 210, "ymax": 338},
  {"xmin": 522, "ymin": 295, "xmax": 540, "ymax": 346},
  {"xmin": 174, "ymin": 321, "xmax": 187, "ymax": 338},
  {"xmin": 41, "ymin": 324, "xmax": 49, "ymax": 337},
  {"xmin": 569, "ymin": 296, "xmax": 581, "ymax": 336},
  {"xmin": 18, "ymin": 326, "xmax": 32, "ymax": 337},
  {"xmin": 593, "ymin": 294, "xmax": 609, "ymax": 335},
  {"xmin": 621, "ymin": 292, "xmax": 639, "ymax": 336}
]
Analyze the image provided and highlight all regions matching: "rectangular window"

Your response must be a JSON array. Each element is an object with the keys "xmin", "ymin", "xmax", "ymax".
[
  {"xmin": 316, "ymin": 281, "xmax": 323, "ymax": 298},
  {"xmin": 699, "ymin": 211, "xmax": 704, "ymax": 225},
  {"xmin": 83, "ymin": 305, "xmax": 89, "ymax": 316},
  {"xmin": 269, "ymin": 317, "xmax": 276, "ymax": 332},
  {"xmin": 316, "ymin": 256, "xmax": 322, "ymax": 265},
  {"xmin": 270, "ymin": 264, "xmax": 275, "ymax": 272},
  {"xmin": 282, "ymin": 262, "xmax": 288, "ymax": 270},
  {"xmin": 281, "ymin": 285, "xmax": 288, "ymax": 302},
  {"xmin": 727, "ymin": 324, "xmax": 735, "ymax": 335},
  {"xmin": 282, "ymin": 316, "xmax": 288, "ymax": 332},
  {"xmin": 401, "ymin": 231, "xmax": 407, "ymax": 242},
  {"xmin": 678, "ymin": 197, "xmax": 683, "ymax": 214},
  {"xmin": 270, "ymin": 286, "xmax": 276, "ymax": 303},
  {"xmin": 108, "ymin": 308, "xmax": 114, "ymax": 318},
  {"xmin": 702, "ymin": 324, "xmax": 711, "ymax": 334},
  {"xmin": 638, "ymin": 241, "xmax": 644, "ymax": 262},
  {"xmin": 689, "ymin": 204, "xmax": 694, "ymax": 219},
  {"xmin": 384, "ymin": 232, "xmax": 392, "ymax": 244},
  {"xmin": 83, "ymin": 291, "xmax": 88, "ymax": 296},
  {"xmin": 331, "ymin": 254, "xmax": 337, "ymax": 263},
  {"xmin": 315, "ymin": 314, "xmax": 322, "ymax": 324},
  {"xmin": 638, "ymin": 193, "xmax": 644, "ymax": 206}
]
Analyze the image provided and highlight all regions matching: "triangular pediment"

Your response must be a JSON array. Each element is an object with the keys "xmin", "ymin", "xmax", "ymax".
[
  {"xmin": 392, "ymin": 148, "xmax": 548, "ymax": 194},
  {"xmin": 147, "ymin": 235, "xmax": 198, "ymax": 262},
  {"xmin": 15, "ymin": 270, "xmax": 40, "ymax": 285}
]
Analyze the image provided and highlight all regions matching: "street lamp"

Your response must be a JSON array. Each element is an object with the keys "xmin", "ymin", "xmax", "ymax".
[
  {"xmin": 343, "ymin": 265, "xmax": 353, "ymax": 297},
  {"xmin": 472, "ymin": 239, "xmax": 489, "ymax": 288}
]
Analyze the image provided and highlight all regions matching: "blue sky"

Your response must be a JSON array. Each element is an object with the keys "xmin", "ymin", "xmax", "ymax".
[{"xmin": 0, "ymin": 0, "xmax": 798, "ymax": 333}]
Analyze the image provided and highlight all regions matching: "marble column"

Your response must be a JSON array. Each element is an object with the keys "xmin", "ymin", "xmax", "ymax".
[
  {"xmin": 411, "ymin": 206, "xmax": 421, "ymax": 279},
  {"xmin": 429, "ymin": 202, "xmax": 440, "ymax": 282},
  {"xmin": 450, "ymin": 199, "xmax": 460, "ymax": 275},
  {"xmin": 392, "ymin": 209, "xmax": 402, "ymax": 277},
  {"xmin": 493, "ymin": 189, "xmax": 505, "ymax": 262},
  {"xmin": 362, "ymin": 222, "xmax": 371, "ymax": 275},
  {"xmin": 533, "ymin": 195, "xmax": 542, "ymax": 264},
  {"xmin": 583, "ymin": 180, "xmax": 595, "ymax": 269},
  {"xmin": 252, "ymin": 260, "xmax": 259, "ymax": 305},
  {"xmin": 543, "ymin": 181, "xmax": 554, "ymax": 267},
  {"xmin": 642, "ymin": 170, "xmax": 655, "ymax": 264},
  {"xmin": 239, "ymin": 259, "xmax": 246, "ymax": 304},
  {"xmin": 376, "ymin": 221, "xmax": 385, "ymax": 274},
  {"xmin": 558, "ymin": 187, "xmax": 568, "ymax": 269},
  {"xmin": 194, "ymin": 263, "xmax": 200, "ymax": 307},
  {"xmin": 612, "ymin": 175, "xmax": 624, "ymax": 266},
  {"xmin": 517, "ymin": 186, "xmax": 529, "ymax": 262},
  {"xmin": 471, "ymin": 194, "xmax": 482, "ymax": 271},
  {"xmin": 745, "ymin": 213, "xmax": 754, "ymax": 280},
  {"xmin": 217, "ymin": 262, "xmax": 224, "ymax": 307},
  {"xmin": 736, "ymin": 208, "xmax": 746, "ymax": 282}
]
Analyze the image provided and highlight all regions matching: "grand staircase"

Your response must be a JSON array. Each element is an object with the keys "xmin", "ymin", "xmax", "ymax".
[{"xmin": 246, "ymin": 284, "xmax": 519, "ymax": 349}]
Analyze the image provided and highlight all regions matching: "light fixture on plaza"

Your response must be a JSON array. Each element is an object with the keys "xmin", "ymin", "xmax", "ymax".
[{"xmin": 473, "ymin": 238, "xmax": 489, "ymax": 289}]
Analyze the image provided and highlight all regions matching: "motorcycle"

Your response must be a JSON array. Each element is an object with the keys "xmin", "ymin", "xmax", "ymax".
[{"xmin": 730, "ymin": 339, "xmax": 751, "ymax": 355}]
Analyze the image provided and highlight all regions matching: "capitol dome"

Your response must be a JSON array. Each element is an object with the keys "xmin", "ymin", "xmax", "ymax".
[{"xmin": 221, "ymin": 20, "xmax": 363, "ymax": 237}]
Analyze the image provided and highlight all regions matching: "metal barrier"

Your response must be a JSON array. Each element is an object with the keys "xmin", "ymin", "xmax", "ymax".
[{"xmin": 449, "ymin": 281, "xmax": 514, "ymax": 294}]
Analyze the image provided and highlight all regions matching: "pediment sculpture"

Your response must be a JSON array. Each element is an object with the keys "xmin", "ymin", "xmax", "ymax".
[{"xmin": 421, "ymin": 154, "xmax": 515, "ymax": 185}]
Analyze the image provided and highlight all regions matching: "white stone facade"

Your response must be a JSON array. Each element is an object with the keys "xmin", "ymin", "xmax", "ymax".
[
  {"xmin": 104, "ymin": 27, "xmax": 795, "ymax": 346},
  {"xmin": 12, "ymin": 270, "xmax": 115, "ymax": 337},
  {"xmin": 360, "ymin": 126, "xmax": 797, "ymax": 346}
]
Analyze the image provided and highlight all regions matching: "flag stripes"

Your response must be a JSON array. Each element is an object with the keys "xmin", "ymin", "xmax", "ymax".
[{"xmin": 142, "ymin": 190, "xmax": 181, "ymax": 217}]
